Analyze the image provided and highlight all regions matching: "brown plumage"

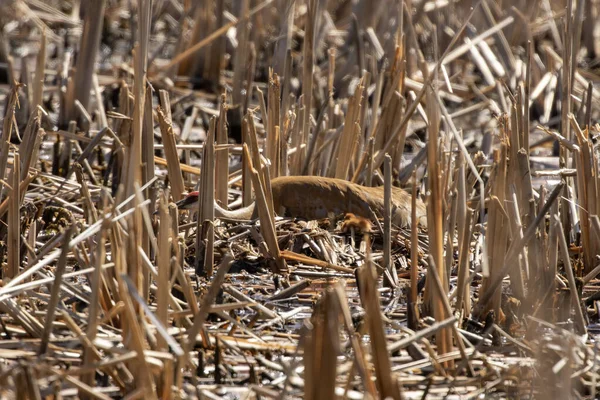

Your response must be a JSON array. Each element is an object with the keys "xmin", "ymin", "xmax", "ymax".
[{"xmin": 177, "ymin": 176, "xmax": 427, "ymax": 228}]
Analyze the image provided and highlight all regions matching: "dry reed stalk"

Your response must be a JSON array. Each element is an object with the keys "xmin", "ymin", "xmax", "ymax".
[
  {"xmin": 370, "ymin": 54, "xmax": 403, "ymax": 155},
  {"xmin": 302, "ymin": 286, "xmax": 339, "ymax": 400},
  {"xmin": 82, "ymin": 212, "xmax": 110, "ymax": 388},
  {"xmin": 241, "ymin": 117, "xmax": 253, "ymax": 207},
  {"xmin": 244, "ymin": 113, "xmax": 263, "ymax": 180},
  {"xmin": 186, "ymin": 255, "xmax": 234, "ymax": 354},
  {"xmin": 156, "ymin": 0, "xmax": 274, "ymax": 73},
  {"xmin": 39, "ymin": 223, "xmax": 75, "ymax": 355},
  {"xmin": 290, "ymin": 105, "xmax": 305, "ymax": 175},
  {"xmin": 204, "ymin": 0, "xmax": 225, "ymax": 83},
  {"xmin": 256, "ymin": 86, "xmax": 268, "ymax": 133},
  {"xmin": 117, "ymin": 273, "xmax": 157, "ymax": 397},
  {"xmin": 455, "ymin": 208, "xmax": 474, "ymax": 318},
  {"xmin": 357, "ymin": 254, "xmax": 401, "ymax": 399},
  {"xmin": 57, "ymin": 121, "xmax": 75, "ymax": 178},
  {"xmin": 32, "ymin": 29, "xmax": 45, "ymax": 112},
  {"xmin": 157, "ymin": 193, "xmax": 171, "ymax": 351},
  {"xmin": 197, "ymin": 118, "xmax": 216, "ymax": 277},
  {"xmin": 0, "ymin": 173, "xmax": 35, "ymax": 221},
  {"xmin": 7, "ymin": 152, "xmax": 19, "ymax": 280},
  {"xmin": 334, "ymin": 77, "xmax": 364, "ymax": 180},
  {"xmin": 215, "ymin": 94, "xmax": 229, "ymax": 207},
  {"xmin": 570, "ymin": 115, "xmax": 596, "ymax": 272},
  {"xmin": 504, "ymin": 184, "xmax": 524, "ymax": 299},
  {"xmin": 279, "ymin": 250, "xmax": 352, "ymax": 274},
  {"xmin": 301, "ymin": 0, "xmax": 318, "ymax": 176},
  {"xmin": 69, "ymin": 0, "xmax": 106, "ymax": 123},
  {"xmin": 267, "ymin": 279, "xmax": 311, "ymax": 302},
  {"xmin": 560, "ymin": 0, "xmax": 574, "ymax": 191},
  {"xmin": 542, "ymin": 194, "xmax": 560, "ymax": 314},
  {"xmin": 477, "ymin": 146, "xmax": 509, "ymax": 320},
  {"xmin": 266, "ymin": 71, "xmax": 281, "ymax": 178},
  {"xmin": 383, "ymin": 154, "xmax": 393, "ymax": 285},
  {"xmin": 124, "ymin": 192, "xmax": 145, "ymax": 311},
  {"xmin": 370, "ymin": 4, "xmax": 482, "ymax": 172},
  {"xmin": 125, "ymin": 0, "xmax": 149, "ymax": 200},
  {"xmin": 176, "ymin": 3, "xmax": 205, "ymax": 76},
  {"xmin": 523, "ymin": 41, "xmax": 532, "ymax": 153},
  {"xmin": 0, "ymin": 86, "xmax": 19, "ymax": 200},
  {"xmin": 424, "ymin": 85, "xmax": 452, "ymax": 363},
  {"xmin": 408, "ymin": 170, "xmax": 419, "ymax": 330},
  {"xmin": 142, "ymin": 84, "xmax": 155, "ymax": 212},
  {"xmin": 516, "ymin": 149, "xmax": 539, "ymax": 289},
  {"xmin": 330, "ymin": 282, "xmax": 377, "ymax": 396},
  {"xmin": 232, "ymin": 0, "xmax": 250, "ymax": 110},
  {"xmin": 426, "ymin": 256, "xmax": 473, "ymax": 376},
  {"xmin": 554, "ymin": 216, "xmax": 587, "ymax": 334},
  {"xmin": 476, "ymin": 181, "xmax": 565, "ymax": 313},
  {"xmin": 123, "ymin": 274, "xmax": 184, "ymax": 398},
  {"xmin": 19, "ymin": 111, "xmax": 41, "ymax": 180},
  {"xmin": 153, "ymin": 156, "xmax": 200, "ymax": 175},
  {"xmin": 74, "ymin": 163, "xmax": 98, "ymax": 224},
  {"xmin": 224, "ymin": 285, "xmax": 280, "ymax": 321},
  {"xmin": 245, "ymin": 150, "xmax": 286, "ymax": 273},
  {"xmin": 156, "ymin": 106, "xmax": 185, "ymax": 202}
]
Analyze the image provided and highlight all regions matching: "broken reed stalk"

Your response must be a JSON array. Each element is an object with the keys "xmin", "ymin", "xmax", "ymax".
[
  {"xmin": 0, "ymin": 86, "xmax": 18, "ymax": 200},
  {"xmin": 383, "ymin": 154, "xmax": 393, "ymax": 285},
  {"xmin": 426, "ymin": 256, "xmax": 473, "ymax": 376},
  {"xmin": 554, "ymin": 216, "xmax": 587, "ymax": 334},
  {"xmin": 197, "ymin": 118, "xmax": 216, "ymax": 277},
  {"xmin": 0, "ymin": 173, "xmax": 36, "ymax": 220},
  {"xmin": 232, "ymin": 0, "xmax": 250, "ymax": 113},
  {"xmin": 157, "ymin": 105, "xmax": 185, "ymax": 202},
  {"xmin": 303, "ymin": 286, "xmax": 339, "ymax": 400},
  {"xmin": 242, "ymin": 128, "xmax": 285, "ymax": 273},
  {"xmin": 32, "ymin": 29, "xmax": 46, "ymax": 112},
  {"xmin": 39, "ymin": 224, "xmax": 75, "ymax": 355},
  {"xmin": 69, "ymin": 0, "xmax": 106, "ymax": 123},
  {"xmin": 142, "ymin": 84, "xmax": 155, "ymax": 198},
  {"xmin": 186, "ymin": 255, "xmax": 234, "ymax": 354},
  {"xmin": 455, "ymin": 208, "xmax": 473, "ymax": 318},
  {"xmin": 155, "ymin": 0, "xmax": 274, "ymax": 73},
  {"xmin": 82, "ymin": 211, "xmax": 109, "ymax": 388},
  {"xmin": 408, "ymin": 169, "xmax": 419, "ymax": 330},
  {"xmin": 247, "ymin": 161, "xmax": 286, "ymax": 273},
  {"xmin": 479, "ymin": 146, "xmax": 509, "ymax": 319},
  {"xmin": 117, "ymin": 273, "xmax": 156, "ymax": 397},
  {"xmin": 357, "ymin": 250, "xmax": 401, "ymax": 400},
  {"xmin": 121, "ymin": 0, "xmax": 151, "ymax": 300},
  {"xmin": 476, "ymin": 181, "xmax": 565, "ymax": 315},
  {"xmin": 141, "ymin": 83, "xmax": 155, "ymax": 269},
  {"xmin": 75, "ymin": 163, "xmax": 98, "ymax": 224},
  {"xmin": 20, "ymin": 114, "xmax": 43, "ymax": 184},
  {"xmin": 241, "ymin": 117, "xmax": 252, "ymax": 206},
  {"xmin": 266, "ymin": 71, "xmax": 281, "ymax": 178},
  {"xmin": 7, "ymin": 152, "xmax": 20, "ymax": 280},
  {"xmin": 157, "ymin": 192, "xmax": 171, "ymax": 351},
  {"xmin": 369, "ymin": 3, "xmax": 483, "ymax": 173},
  {"xmin": 424, "ymin": 85, "xmax": 452, "ymax": 363},
  {"xmin": 330, "ymin": 282, "xmax": 377, "ymax": 396},
  {"xmin": 301, "ymin": 0, "xmax": 317, "ymax": 177},
  {"xmin": 334, "ymin": 78, "xmax": 363, "ymax": 180},
  {"xmin": 215, "ymin": 95, "xmax": 229, "ymax": 207},
  {"xmin": 570, "ymin": 114, "xmax": 596, "ymax": 273}
]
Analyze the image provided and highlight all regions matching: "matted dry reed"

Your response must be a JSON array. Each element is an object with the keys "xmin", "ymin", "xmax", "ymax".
[{"xmin": 0, "ymin": 0, "xmax": 599, "ymax": 399}]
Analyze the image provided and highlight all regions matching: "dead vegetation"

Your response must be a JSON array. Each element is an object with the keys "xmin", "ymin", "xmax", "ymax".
[{"xmin": 0, "ymin": 0, "xmax": 599, "ymax": 398}]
